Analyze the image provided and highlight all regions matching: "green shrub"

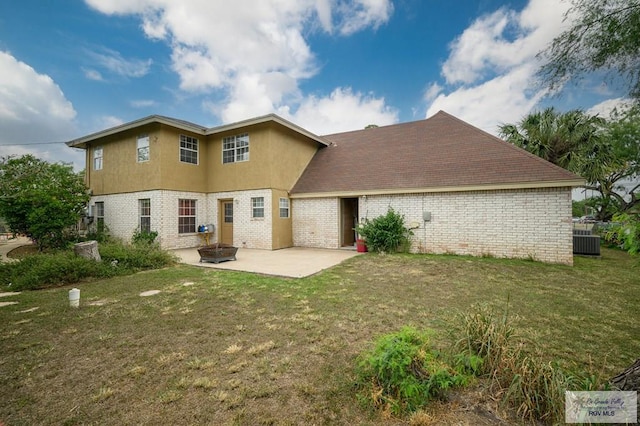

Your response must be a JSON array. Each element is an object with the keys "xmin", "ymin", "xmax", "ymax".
[
  {"xmin": 605, "ymin": 213, "xmax": 640, "ymax": 255},
  {"xmin": 0, "ymin": 251, "xmax": 117, "ymax": 290},
  {"xmin": 357, "ymin": 208, "xmax": 413, "ymax": 253},
  {"xmin": 1, "ymin": 241, "xmax": 175, "ymax": 291},
  {"xmin": 356, "ymin": 327, "xmax": 472, "ymax": 415},
  {"xmin": 131, "ymin": 229, "xmax": 159, "ymax": 246},
  {"xmin": 85, "ymin": 223, "xmax": 112, "ymax": 244},
  {"xmin": 100, "ymin": 242, "xmax": 176, "ymax": 269}
]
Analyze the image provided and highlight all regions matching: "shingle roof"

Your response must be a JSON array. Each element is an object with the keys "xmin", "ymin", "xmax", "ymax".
[{"xmin": 290, "ymin": 111, "xmax": 583, "ymax": 196}]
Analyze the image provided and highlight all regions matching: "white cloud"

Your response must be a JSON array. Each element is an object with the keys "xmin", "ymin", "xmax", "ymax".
[
  {"xmin": 97, "ymin": 115, "xmax": 125, "ymax": 129},
  {"xmin": 423, "ymin": 82, "xmax": 442, "ymax": 103},
  {"xmin": 87, "ymin": 47, "xmax": 152, "ymax": 78},
  {"xmin": 442, "ymin": 0, "xmax": 569, "ymax": 85},
  {"xmin": 427, "ymin": 64, "xmax": 545, "ymax": 134},
  {"xmin": 586, "ymin": 97, "xmax": 633, "ymax": 119},
  {"xmin": 427, "ymin": 0, "xmax": 572, "ymax": 134},
  {"xmin": 285, "ymin": 87, "xmax": 398, "ymax": 134},
  {"xmin": 0, "ymin": 51, "xmax": 81, "ymax": 166},
  {"xmin": 130, "ymin": 99, "xmax": 157, "ymax": 108},
  {"xmin": 83, "ymin": 68, "xmax": 104, "ymax": 81},
  {"xmin": 85, "ymin": 0, "xmax": 393, "ymax": 129},
  {"xmin": 335, "ymin": 0, "xmax": 394, "ymax": 35}
]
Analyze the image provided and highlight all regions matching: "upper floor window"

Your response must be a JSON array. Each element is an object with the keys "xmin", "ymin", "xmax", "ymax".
[
  {"xmin": 180, "ymin": 135, "xmax": 198, "ymax": 164},
  {"xmin": 223, "ymin": 133, "xmax": 249, "ymax": 164},
  {"xmin": 251, "ymin": 197, "xmax": 264, "ymax": 218},
  {"xmin": 93, "ymin": 147, "xmax": 103, "ymax": 171},
  {"xmin": 137, "ymin": 134, "xmax": 149, "ymax": 162},
  {"xmin": 279, "ymin": 198, "xmax": 290, "ymax": 218}
]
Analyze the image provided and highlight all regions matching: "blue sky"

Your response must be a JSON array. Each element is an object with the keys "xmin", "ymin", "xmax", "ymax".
[{"xmin": 0, "ymin": 0, "xmax": 628, "ymax": 169}]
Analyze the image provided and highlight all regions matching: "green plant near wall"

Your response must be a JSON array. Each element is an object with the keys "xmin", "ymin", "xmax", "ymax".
[
  {"xmin": 357, "ymin": 208, "xmax": 413, "ymax": 253},
  {"xmin": 131, "ymin": 229, "xmax": 159, "ymax": 246},
  {"xmin": 355, "ymin": 327, "xmax": 475, "ymax": 415},
  {"xmin": 605, "ymin": 213, "xmax": 640, "ymax": 255}
]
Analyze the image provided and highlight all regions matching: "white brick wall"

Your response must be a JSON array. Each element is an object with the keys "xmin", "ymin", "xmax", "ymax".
[
  {"xmin": 160, "ymin": 191, "xmax": 209, "ymax": 249},
  {"xmin": 293, "ymin": 188, "xmax": 574, "ymax": 265},
  {"xmin": 208, "ymin": 189, "xmax": 273, "ymax": 249},
  {"xmin": 93, "ymin": 189, "xmax": 274, "ymax": 250},
  {"xmin": 90, "ymin": 190, "xmax": 208, "ymax": 249},
  {"xmin": 292, "ymin": 198, "xmax": 340, "ymax": 248},
  {"xmin": 95, "ymin": 187, "xmax": 574, "ymax": 263}
]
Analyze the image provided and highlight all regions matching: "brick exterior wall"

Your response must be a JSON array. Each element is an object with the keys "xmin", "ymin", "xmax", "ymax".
[
  {"xmin": 292, "ymin": 198, "xmax": 340, "ymax": 248},
  {"xmin": 91, "ymin": 189, "xmax": 274, "ymax": 250},
  {"xmin": 208, "ymin": 189, "xmax": 273, "ymax": 249},
  {"xmin": 293, "ymin": 187, "xmax": 574, "ymax": 265},
  {"xmin": 94, "ymin": 187, "xmax": 573, "ymax": 264}
]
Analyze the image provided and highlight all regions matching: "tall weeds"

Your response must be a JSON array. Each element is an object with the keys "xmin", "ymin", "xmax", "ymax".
[{"xmin": 454, "ymin": 303, "xmax": 608, "ymax": 424}]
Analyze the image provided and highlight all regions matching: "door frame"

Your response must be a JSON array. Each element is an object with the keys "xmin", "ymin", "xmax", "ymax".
[
  {"xmin": 340, "ymin": 197, "xmax": 359, "ymax": 247},
  {"xmin": 218, "ymin": 199, "xmax": 234, "ymax": 245}
]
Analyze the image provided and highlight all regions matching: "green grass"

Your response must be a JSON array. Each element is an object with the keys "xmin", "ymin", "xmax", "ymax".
[{"xmin": 0, "ymin": 248, "xmax": 638, "ymax": 425}]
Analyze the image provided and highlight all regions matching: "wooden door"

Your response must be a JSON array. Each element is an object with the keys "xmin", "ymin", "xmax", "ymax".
[
  {"xmin": 219, "ymin": 200, "xmax": 234, "ymax": 245},
  {"xmin": 341, "ymin": 198, "xmax": 358, "ymax": 247}
]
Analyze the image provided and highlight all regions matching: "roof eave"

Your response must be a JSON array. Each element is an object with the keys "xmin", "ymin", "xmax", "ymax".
[
  {"xmin": 65, "ymin": 115, "xmax": 208, "ymax": 149},
  {"xmin": 65, "ymin": 113, "xmax": 329, "ymax": 149},
  {"xmin": 205, "ymin": 113, "xmax": 329, "ymax": 146},
  {"xmin": 290, "ymin": 179, "xmax": 586, "ymax": 199}
]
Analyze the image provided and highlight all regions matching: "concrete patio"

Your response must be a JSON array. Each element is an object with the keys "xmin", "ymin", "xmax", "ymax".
[{"xmin": 171, "ymin": 246, "xmax": 361, "ymax": 278}]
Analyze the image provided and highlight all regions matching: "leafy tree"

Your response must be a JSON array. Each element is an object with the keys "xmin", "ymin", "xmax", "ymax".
[
  {"xmin": 578, "ymin": 106, "xmax": 640, "ymax": 219},
  {"xmin": 500, "ymin": 107, "xmax": 640, "ymax": 221},
  {"xmin": 0, "ymin": 155, "xmax": 90, "ymax": 250},
  {"xmin": 538, "ymin": 0, "xmax": 640, "ymax": 101},
  {"xmin": 498, "ymin": 107, "xmax": 603, "ymax": 170},
  {"xmin": 572, "ymin": 198, "xmax": 598, "ymax": 218}
]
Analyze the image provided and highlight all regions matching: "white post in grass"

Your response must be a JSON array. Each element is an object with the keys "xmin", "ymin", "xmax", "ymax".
[{"xmin": 69, "ymin": 288, "xmax": 80, "ymax": 308}]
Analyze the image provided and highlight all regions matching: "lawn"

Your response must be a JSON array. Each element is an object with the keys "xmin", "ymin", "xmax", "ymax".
[{"xmin": 0, "ymin": 249, "xmax": 638, "ymax": 425}]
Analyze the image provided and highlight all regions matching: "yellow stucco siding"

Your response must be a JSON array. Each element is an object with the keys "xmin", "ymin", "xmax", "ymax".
[
  {"xmin": 267, "ymin": 126, "xmax": 320, "ymax": 191},
  {"xmin": 205, "ymin": 122, "xmax": 319, "ymax": 193},
  {"xmin": 206, "ymin": 122, "xmax": 272, "ymax": 192},
  {"xmin": 87, "ymin": 124, "xmax": 162, "ymax": 195},
  {"xmin": 157, "ymin": 125, "xmax": 208, "ymax": 192},
  {"xmin": 85, "ymin": 120, "xmax": 321, "ymax": 198},
  {"xmin": 271, "ymin": 189, "xmax": 292, "ymax": 249}
]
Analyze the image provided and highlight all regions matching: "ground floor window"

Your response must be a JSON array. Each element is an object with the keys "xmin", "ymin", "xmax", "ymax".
[
  {"xmin": 178, "ymin": 199, "xmax": 196, "ymax": 233},
  {"xmin": 251, "ymin": 197, "xmax": 264, "ymax": 218},
  {"xmin": 279, "ymin": 198, "xmax": 290, "ymax": 218},
  {"xmin": 139, "ymin": 199, "xmax": 151, "ymax": 232},
  {"xmin": 95, "ymin": 201, "xmax": 105, "ymax": 233}
]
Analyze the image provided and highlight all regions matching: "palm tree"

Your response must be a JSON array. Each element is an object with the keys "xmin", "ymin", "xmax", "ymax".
[{"xmin": 498, "ymin": 107, "xmax": 604, "ymax": 171}]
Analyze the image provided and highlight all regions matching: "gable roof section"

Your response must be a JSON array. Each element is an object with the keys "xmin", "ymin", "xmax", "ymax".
[
  {"xmin": 66, "ymin": 113, "xmax": 328, "ymax": 149},
  {"xmin": 290, "ymin": 111, "xmax": 583, "ymax": 197}
]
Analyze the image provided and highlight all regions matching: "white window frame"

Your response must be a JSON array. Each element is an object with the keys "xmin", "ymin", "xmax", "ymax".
[
  {"xmin": 179, "ymin": 135, "xmax": 198, "ymax": 165},
  {"xmin": 137, "ymin": 134, "xmax": 150, "ymax": 162},
  {"xmin": 95, "ymin": 201, "xmax": 105, "ymax": 232},
  {"xmin": 279, "ymin": 198, "xmax": 290, "ymax": 218},
  {"xmin": 93, "ymin": 147, "xmax": 103, "ymax": 171},
  {"xmin": 251, "ymin": 197, "xmax": 264, "ymax": 218},
  {"xmin": 139, "ymin": 199, "xmax": 151, "ymax": 232},
  {"xmin": 222, "ymin": 133, "xmax": 250, "ymax": 164},
  {"xmin": 178, "ymin": 199, "xmax": 196, "ymax": 233}
]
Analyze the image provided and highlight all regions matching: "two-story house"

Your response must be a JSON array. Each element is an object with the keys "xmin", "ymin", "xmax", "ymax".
[{"xmin": 67, "ymin": 111, "xmax": 583, "ymax": 264}]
